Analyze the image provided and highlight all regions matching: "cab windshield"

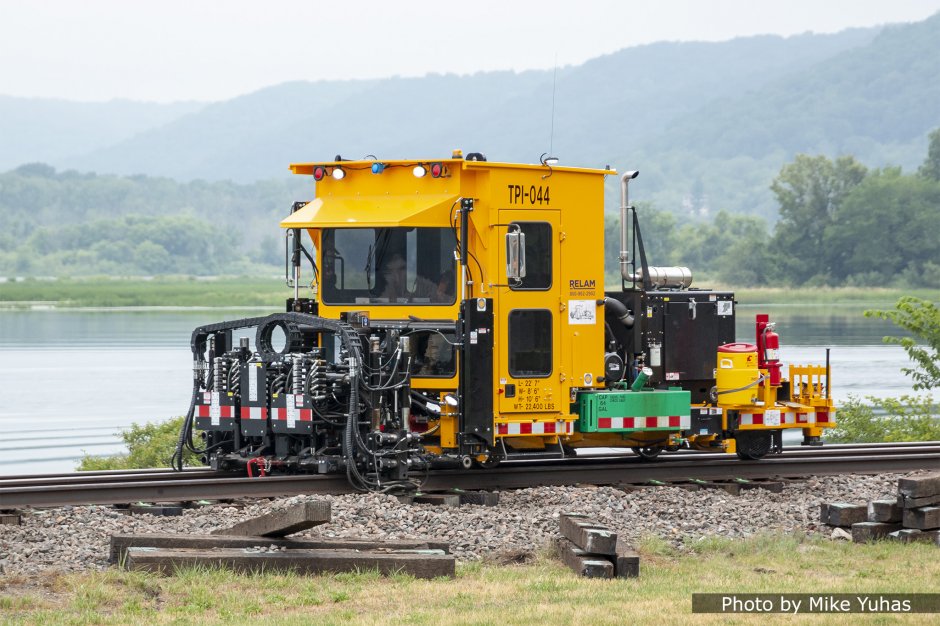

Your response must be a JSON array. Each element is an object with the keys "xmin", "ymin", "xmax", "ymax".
[{"xmin": 320, "ymin": 227, "xmax": 457, "ymax": 305}]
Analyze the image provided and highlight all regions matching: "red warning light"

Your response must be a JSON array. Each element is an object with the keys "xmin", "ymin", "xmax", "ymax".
[
  {"xmin": 430, "ymin": 163, "xmax": 443, "ymax": 178},
  {"xmin": 313, "ymin": 166, "xmax": 326, "ymax": 181}
]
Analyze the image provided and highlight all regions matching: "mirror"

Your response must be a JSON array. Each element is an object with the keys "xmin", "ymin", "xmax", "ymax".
[
  {"xmin": 505, "ymin": 226, "xmax": 527, "ymax": 282},
  {"xmin": 285, "ymin": 229, "xmax": 296, "ymax": 287}
]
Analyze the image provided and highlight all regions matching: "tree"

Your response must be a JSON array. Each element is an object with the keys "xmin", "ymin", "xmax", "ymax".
[
  {"xmin": 827, "ymin": 395, "xmax": 940, "ymax": 443},
  {"xmin": 825, "ymin": 168, "xmax": 940, "ymax": 283},
  {"xmin": 13, "ymin": 162, "xmax": 56, "ymax": 178},
  {"xmin": 919, "ymin": 127, "xmax": 940, "ymax": 182},
  {"xmin": 712, "ymin": 216, "xmax": 774, "ymax": 286},
  {"xmin": 669, "ymin": 210, "xmax": 773, "ymax": 286},
  {"xmin": 603, "ymin": 204, "xmax": 676, "ymax": 280},
  {"xmin": 769, "ymin": 154, "xmax": 867, "ymax": 284},
  {"xmin": 866, "ymin": 297, "xmax": 940, "ymax": 391}
]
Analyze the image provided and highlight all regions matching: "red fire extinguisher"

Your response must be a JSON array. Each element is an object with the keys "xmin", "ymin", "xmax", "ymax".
[{"xmin": 756, "ymin": 314, "xmax": 782, "ymax": 386}]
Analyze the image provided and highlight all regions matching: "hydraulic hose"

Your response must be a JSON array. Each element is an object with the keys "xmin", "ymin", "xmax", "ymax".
[
  {"xmin": 171, "ymin": 384, "xmax": 198, "ymax": 471},
  {"xmin": 604, "ymin": 297, "xmax": 634, "ymax": 328},
  {"xmin": 180, "ymin": 312, "xmax": 417, "ymax": 492},
  {"xmin": 716, "ymin": 375, "xmax": 766, "ymax": 396}
]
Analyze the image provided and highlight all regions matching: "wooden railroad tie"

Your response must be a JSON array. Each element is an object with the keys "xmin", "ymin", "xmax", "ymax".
[
  {"xmin": 556, "ymin": 512, "xmax": 639, "ymax": 579},
  {"xmin": 821, "ymin": 503, "xmax": 868, "ymax": 528},
  {"xmin": 210, "ymin": 500, "xmax": 331, "ymax": 537},
  {"xmin": 618, "ymin": 479, "xmax": 785, "ymax": 495},
  {"xmin": 123, "ymin": 546, "xmax": 454, "ymax": 579},
  {"xmin": 113, "ymin": 500, "xmax": 454, "ymax": 578},
  {"xmin": 412, "ymin": 494, "xmax": 461, "ymax": 507},
  {"xmin": 405, "ymin": 490, "xmax": 500, "ymax": 507},
  {"xmin": 109, "ymin": 533, "xmax": 451, "ymax": 564},
  {"xmin": 820, "ymin": 472, "xmax": 940, "ymax": 545},
  {"xmin": 129, "ymin": 504, "xmax": 184, "ymax": 517}
]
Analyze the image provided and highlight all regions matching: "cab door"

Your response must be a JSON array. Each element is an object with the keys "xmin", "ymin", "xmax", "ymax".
[{"xmin": 496, "ymin": 210, "xmax": 562, "ymax": 419}]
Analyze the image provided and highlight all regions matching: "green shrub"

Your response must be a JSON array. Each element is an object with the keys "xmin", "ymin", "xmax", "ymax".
[
  {"xmin": 826, "ymin": 395, "xmax": 940, "ymax": 443},
  {"xmin": 866, "ymin": 296, "xmax": 940, "ymax": 391},
  {"xmin": 79, "ymin": 416, "xmax": 200, "ymax": 470}
]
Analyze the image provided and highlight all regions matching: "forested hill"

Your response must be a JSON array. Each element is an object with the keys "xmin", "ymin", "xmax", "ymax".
[
  {"xmin": 0, "ymin": 97, "xmax": 204, "ymax": 172},
  {"xmin": 57, "ymin": 27, "xmax": 879, "ymax": 186},
  {"xmin": 1, "ymin": 27, "xmax": 878, "ymax": 173},
  {"xmin": 639, "ymin": 12, "xmax": 940, "ymax": 218},
  {"xmin": 4, "ymin": 16, "xmax": 939, "ymax": 220}
]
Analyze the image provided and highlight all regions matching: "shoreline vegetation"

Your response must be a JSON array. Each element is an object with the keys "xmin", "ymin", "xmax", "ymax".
[{"xmin": 1, "ymin": 276, "xmax": 937, "ymax": 309}]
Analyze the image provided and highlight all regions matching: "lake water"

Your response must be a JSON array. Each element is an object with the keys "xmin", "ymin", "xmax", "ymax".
[{"xmin": 0, "ymin": 303, "xmax": 932, "ymax": 475}]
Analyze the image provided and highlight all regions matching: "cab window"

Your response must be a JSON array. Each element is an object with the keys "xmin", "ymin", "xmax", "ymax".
[
  {"xmin": 509, "ymin": 221, "xmax": 552, "ymax": 291},
  {"xmin": 508, "ymin": 309, "xmax": 552, "ymax": 377},
  {"xmin": 321, "ymin": 227, "xmax": 457, "ymax": 305}
]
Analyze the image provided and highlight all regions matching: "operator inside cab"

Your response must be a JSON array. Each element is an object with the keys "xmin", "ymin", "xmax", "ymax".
[
  {"xmin": 374, "ymin": 253, "xmax": 408, "ymax": 301},
  {"xmin": 319, "ymin": 227, "xmax": 457, "ymax": 306},
  {"xmin": 316, "ymin": 227, "xmax": 458, "ymax": 378}
]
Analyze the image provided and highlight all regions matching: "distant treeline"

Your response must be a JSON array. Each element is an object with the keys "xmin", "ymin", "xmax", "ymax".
[
  {"xmin": 2, "ymin": 130, "xmax": 938, "ymax": 287},
  {"xmin": 605, "ymin": 129, "xmax": 940, "ymax": 288},
  {"xmin": 0, "ymin": 164, "xmax": 306, "ymax": 276}
]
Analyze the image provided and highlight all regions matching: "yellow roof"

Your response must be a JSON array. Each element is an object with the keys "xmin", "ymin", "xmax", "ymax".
[
  {"xmin": 280, "ymin": 193, "xmax": 459, "ymax": 229},
  {"xmin": 290, "ymin": 159, "xmax": 615, "ymax": 177}
]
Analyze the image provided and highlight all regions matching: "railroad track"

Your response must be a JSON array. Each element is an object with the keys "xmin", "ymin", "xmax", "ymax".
[{"xmin": 1, "ymin": 442, "xmax": 938, "ymax": 509}]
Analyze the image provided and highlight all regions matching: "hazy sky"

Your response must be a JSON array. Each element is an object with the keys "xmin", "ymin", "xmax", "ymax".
[{"xmin": 2, "ymin": 0, "xmax": 939, "ymax": 103}]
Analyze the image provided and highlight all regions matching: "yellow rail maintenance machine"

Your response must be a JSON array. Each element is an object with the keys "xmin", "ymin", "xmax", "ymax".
[{"xmin": 180, "ymin": 152, "xmax": 835, "ymax": 490}]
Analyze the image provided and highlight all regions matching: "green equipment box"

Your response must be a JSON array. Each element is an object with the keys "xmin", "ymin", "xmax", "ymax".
[{"xmin": 576, "ymin": 388, "xmax": 692, "ymax": 433}]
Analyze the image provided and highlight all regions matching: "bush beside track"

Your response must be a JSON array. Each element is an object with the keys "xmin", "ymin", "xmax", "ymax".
[{"xmin": 79, "ymin": 418, "xmax": 198, "ymax": 471}]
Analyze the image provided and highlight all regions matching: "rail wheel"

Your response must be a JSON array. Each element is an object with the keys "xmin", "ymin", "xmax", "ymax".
[
  {"xmin": 735, "ymin": 431, "xmax": 773, "ymax": 460},
  {"xmin": 473, "ymin": 451, "xmax": 502, "ymax": 469},
  {"xmin": 632, "ymin": 446, "xmax": 662, "ymax": 460}
]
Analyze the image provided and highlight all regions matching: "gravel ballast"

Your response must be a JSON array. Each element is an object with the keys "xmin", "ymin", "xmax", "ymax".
[{"xmin": 0, "ymin": 473, "xmax": 902, "ymax": 576}]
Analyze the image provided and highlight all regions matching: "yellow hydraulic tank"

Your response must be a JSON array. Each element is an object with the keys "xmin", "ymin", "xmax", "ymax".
[{"xmin": 716, "ymin": 343, "xmax": 760, "ymax": 406}]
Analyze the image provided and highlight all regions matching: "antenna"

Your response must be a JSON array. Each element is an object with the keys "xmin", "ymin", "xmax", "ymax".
[
  {"xmin": 549, "ymin": 52, "xmax": 557, "ymax": 157},
  {"xmin": 541, "ymin": 53, "xmax": 559, "ymax": 179}
]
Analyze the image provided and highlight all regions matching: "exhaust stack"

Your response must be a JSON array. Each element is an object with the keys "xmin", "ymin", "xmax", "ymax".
[{"xmin": 619, "ymin": 170, "xmax": 639, "ymax": 282}]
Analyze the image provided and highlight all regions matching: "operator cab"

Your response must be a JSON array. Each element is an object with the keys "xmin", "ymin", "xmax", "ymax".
[{"xmin": 321, "ymin": 227, "xmax": 457, "ymax": 305}]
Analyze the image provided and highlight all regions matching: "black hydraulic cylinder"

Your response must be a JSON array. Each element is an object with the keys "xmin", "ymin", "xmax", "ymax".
[
  {"xmin": 459, "ymin": 298, "xmax": 494, "ymax": 446},
  {"xmin": 460, "ymin": 198, "xmax": 472, "ymax": 268},
  {"xmin": 370, "ymin": 336, "xmax": 382, "ymax": 430}
]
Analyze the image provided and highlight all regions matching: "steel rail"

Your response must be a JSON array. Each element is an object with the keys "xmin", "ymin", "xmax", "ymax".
[
  {"xmin": 1, "ymin": 444, "xmax": 938, "ymax": 509},
  {"xmin": 5, "ymin": 442, "xmax": 937, "ymax": 483},
  {"xmin": 1, "ymin": 469, "xmax": 229, "ymax": 489},
  {"xmin": 554, "ymin": 443, "xmax": 940, "ymax": 465},
  {"xmin": 1, "ymin": 467, "xmax": 221, "ymax": 481},
  {"xmin": 0, "ymin": 474, "xmax": 353, "ymax": 508},
  {"xmin": 422, "ymin": 452, "xmax": 940, "ymax": 492},
  {"xmin": 819, "ymin": 441, "xmax": 940, "ymax": 449}
]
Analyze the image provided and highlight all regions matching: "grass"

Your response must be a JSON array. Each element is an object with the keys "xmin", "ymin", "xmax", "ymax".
[
  {"xmin": 731, "ymin": 287, "xmax": 940, "ymax": 307},
  {"xmin": 636, "ymin": 284, "xmax": 938, "ymax": 307},
  {"xmin": 3, "ymin": 276, "xmax": 938, "ymax": 309},
  {"xmin": 0, "ymin": 276, "xmax": 288, "ymax": 308},
  {"xmin": 2, "ymin": 533, "xmax": 938, "ymax": 624}
]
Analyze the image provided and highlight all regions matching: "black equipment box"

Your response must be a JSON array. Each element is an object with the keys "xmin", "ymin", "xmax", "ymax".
[{"xmin": 646, "ymin": 289, "xmax": 735, "ymax": 402}]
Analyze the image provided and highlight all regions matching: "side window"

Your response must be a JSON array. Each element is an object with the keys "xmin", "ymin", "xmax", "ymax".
[
  {"xmin": 410, "ymin": 331, "xmax": 457, "ymax": 378},
  {"xmin": 510, "ymin": 222, "xmax": 552, "ymax": 290},
  {"xmin": 508, "ymin": 309, "xmax": 552, "ymax": 377}
]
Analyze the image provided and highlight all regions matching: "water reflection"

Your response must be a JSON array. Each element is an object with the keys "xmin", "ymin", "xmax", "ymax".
[
  {"xmin": 0, "ymin": 305, "xmax": 930, "ymax": 475},
  {"xmin": 735, "ymin": 304, "xmax": 906, "ymax": 346},
  {"xmin": 0, "ymin": 308, "xmax": 276, "ymax": 348}
]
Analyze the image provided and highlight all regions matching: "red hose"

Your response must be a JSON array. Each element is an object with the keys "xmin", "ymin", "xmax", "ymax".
[{"xmin": 246, "ymin": 457, "xmax": 267, "ymax": 478}]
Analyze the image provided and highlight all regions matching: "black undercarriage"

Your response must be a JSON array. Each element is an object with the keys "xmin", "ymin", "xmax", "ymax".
[{"xmin": 174, "ymin": 304, "xmax": 485, "ymax": 492}]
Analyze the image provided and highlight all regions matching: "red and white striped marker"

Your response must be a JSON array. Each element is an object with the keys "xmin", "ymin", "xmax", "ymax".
[
  {"xmin": 496, "ymin": 421, "xmax": 575, "ymax": 435},
  {"xmin": 597, "ymin": 415, "xmax": 690, "ymax": 430}
]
